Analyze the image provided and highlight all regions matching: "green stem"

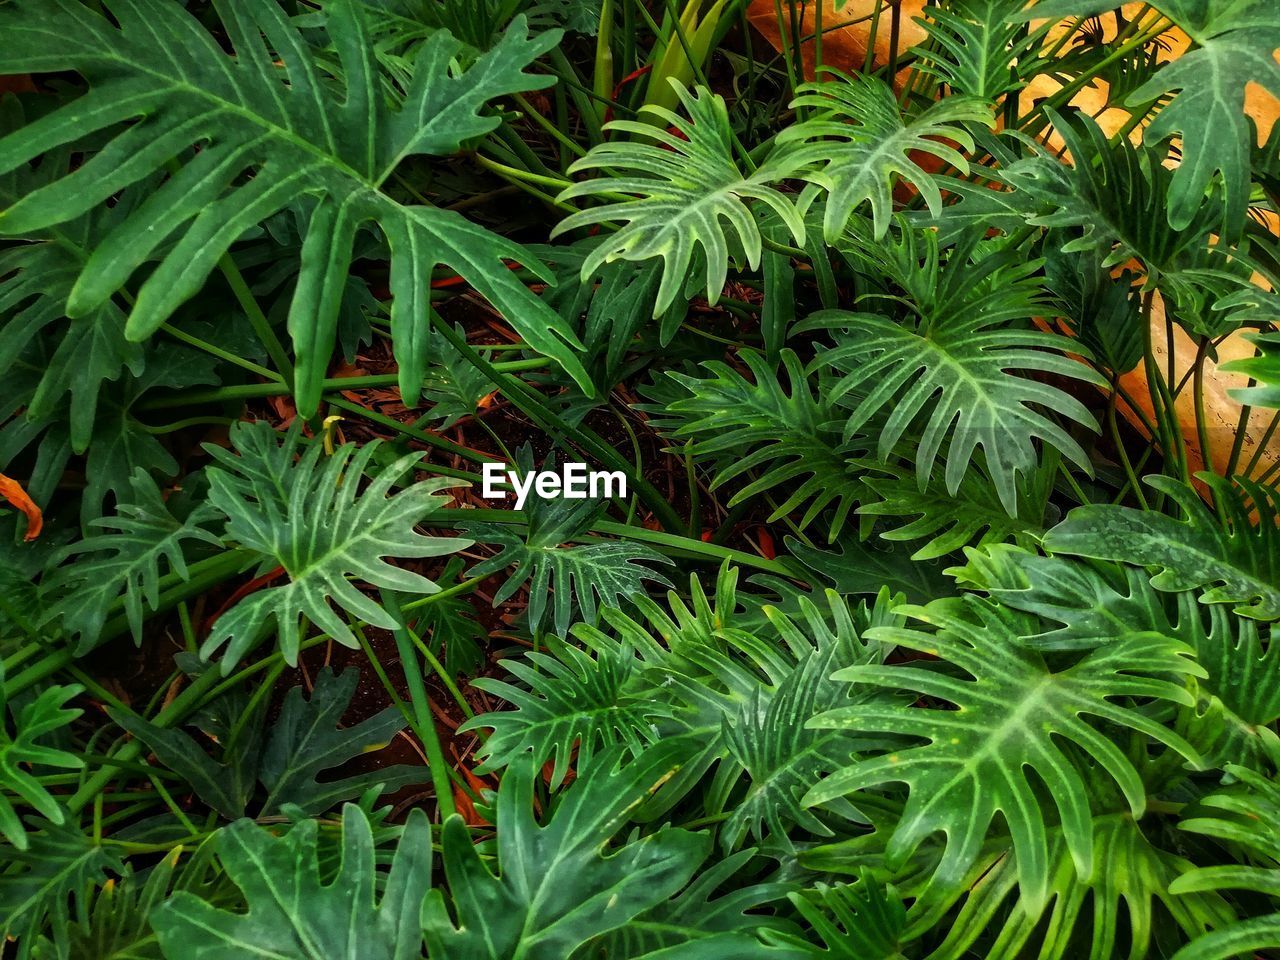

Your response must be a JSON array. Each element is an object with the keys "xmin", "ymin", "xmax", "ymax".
[
  {"xmin": 385, "ymin": 594, "xmax": 457, "ymax": 821},
  {"xmin": 161, "ymin": 323, "xmax": 282, "ymax": 383},
  {"xmin": 217, "ymin": 252, "xmax": 295, "ymax": 382}
]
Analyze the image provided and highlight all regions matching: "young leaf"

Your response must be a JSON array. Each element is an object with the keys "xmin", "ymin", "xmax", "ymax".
[
  {"xmin": 914, "ymin": 0, "xmax": 1050, "ymax": 101},
  {"xmin": 463, "ymin": 628, "xmax": 665, "ymax": 788},
  {"xmin": 554, "ymin": 82, "xmax": 804, "ymax": 315}
]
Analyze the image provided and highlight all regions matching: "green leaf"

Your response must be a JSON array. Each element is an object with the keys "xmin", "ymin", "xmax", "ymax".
[
  {"xmin": 1127, "ymin": 0, "xmax": 1280, "ymax": 233},
  {"xmin": 720, "ymin": 594, "xmax": 889, "ymax": 852},
  {"xmin": 42, "ymin": 468, "xmax": 221, "ymax": 653},
  {"xmin": 806, "ymin": 227, "xmax": 1101, "ymax": 515},
  {"xmin": 0, "ymin": 682, "xmax": 84, "ymax": 850},
  {"xmin": 764, "ymin": 874, "xmax": 907, "ymax": 959},
  {"xmin": 1170, "ymin": 763, "xmax": 1280, "ymax": 960},
  {"xmin": 914, "ymin": 0, "xmax": 1050, "ymax": 101},
  {"xmin": 1222, "ymin": 330, "xmax": 1280, "ymax": 408},
  {"xmin": 0, "ymin": 97, "xmax": 143, "ymax": 455},
  {"xmin": 922, "ymin": 813, "xmax": 1233, "ymax": 960},
  {"xmin": 31, "ymin": 848, "xmax": 190, "ymax": 960},
  {"xmin": 554, "ymin": 82, "xmax": 804, "ymax": 315},
  {"xmin": 805, "ymin": 596, "xmax": 1202, "ymax": 907},
  {"xmin": 643, "ymin": 350, "xmax": 863, "ymax": 538},
  {"xmin": 584, "ymin": 849, "xmax": 799, "ymax": 958},
  {"xmin": 258, "ymin": 668, "xmax": 422, "ymax": 816},
  {"xmin": 0, "ymin": 821, "xmax": 123, "ymax": 956},
  {"xmin": 0, "ymin": 1, "xmax": 589, "ymax": 412},
  {"xmin": 152, "ymin": 804, "xmax": 432, "ymax": 960},
  {"xmin": 422, "ymin": 746, "xmax": 710, "ymax": 960},
  {"xmin": 787, "ymin": 536, "xmax": 951, "ymax": 605},
  {"xmin": 463, "ymin": 626, "xmax": 666, "ymax": 787},
  {"xmin": 108, "ymin": 705, "xmax": 259, "ymax": 822},
  {"xmin": 463, "ymin": 487, "xmax": 672, "ymax": 637},
  {"xmin": 775, "ymin": 72, "xmax": 992, "ymax": 240},
  {"xmin": 201, "ymin": 421, "xmax": 469, "ymax": 669},
  {"xmin": 1044, "ymin": 473, "xmax": 1280, "ymax": 620},
  {"xmin": 858, "ymin": 456, "xmax": 1050, "ymax": 561}
]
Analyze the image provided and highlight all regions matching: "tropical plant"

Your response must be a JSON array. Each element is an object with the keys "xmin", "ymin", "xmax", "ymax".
[{"xmin": 1, "ymin": 0, "xmax": 1279, "ymax": 957}]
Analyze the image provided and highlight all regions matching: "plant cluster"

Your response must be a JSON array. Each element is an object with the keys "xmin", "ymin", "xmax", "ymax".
[{"xmin": 2, "ymin": 0, "xmax": 1280, "ymax": 956}]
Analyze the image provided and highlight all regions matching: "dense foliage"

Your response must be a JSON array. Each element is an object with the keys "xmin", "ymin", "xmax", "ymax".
[{"xmin": 2, "ymin": 0, "xmax": 1280, "ymax": 956}]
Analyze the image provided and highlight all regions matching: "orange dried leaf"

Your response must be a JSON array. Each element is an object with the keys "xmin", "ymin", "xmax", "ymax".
[{"xmin": 0, "ymin": 473, "xmax": 42, "ymax": 541}]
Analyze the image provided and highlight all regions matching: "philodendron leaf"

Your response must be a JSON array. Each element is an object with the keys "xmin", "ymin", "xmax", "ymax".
[
  {"xmin": 0, "ymin": 821, "xmax": 123, "ymax": 956},
  {"xmin": 258, "ymin": 668, "xmax": 423, "ymax": 816},
  {"xmin": 422, "ymin": 746, "xmax": 710, "ymax": 960},
  {"xmin": 774, "ymin": 71, "xmax": 993, "ymax": 240},
  {"xmin": 1044, "ymin": 473, "xmax": 1280, "ymax": 620},
  {"xmin": 42, "ymin": 468, "xmax": 221, "ymax": 654},
  {"xmin": 110, "ymin": 710, "xmax": 254, "ymax": 822},
  {"xmin": 463, "ymin": 486, "xmax": 672, "ymax": 637},
  {"xmin": 202, "ymin": 421, "xmax": 470, "ymax": 669},
  {"xmin": 1222, "ymin": 330, "xmax": 1280, "ymax": 408},
  {"xmin": 1127, "ymin": 0, "xmax": 1280, "ymax": 234},
  {"xmin": 152, "ymin": 804, "xmax": 432, "ymax": 960},
  {"xmin": 0, "ymin": 0, "xmax": 589, "ymax": 413},
  {"xmin": 0, "ymin": 682, "xmax": 84, "ymax": 850},
  {"xmin": 1169, "ymin": 763, "xmax": 1280, "ymax": 960},
  {"xmin": 554, "ymin": 81, "xmax": 804, "ymax": 316},
  {"xmin": 805, "ymin": 596, "xmax": 1202, "ymax": 908}
]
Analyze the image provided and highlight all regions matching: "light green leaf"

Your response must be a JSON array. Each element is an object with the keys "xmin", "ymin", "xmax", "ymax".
[
  {"xmin": 806, "ymin": 228, "xmax": 1102, "ymax": 516},
  {"xmin": 202, "ymin": 421, "xmax": 469, "ymax": 669},
  {"xmin": 775, "ymin": 72, "xmax": 992, "ymax": 240},
  {"xmin": 554, "ymin": 82, "xmax": 804, "ymax": 315},
  {"xmin": 805, "ymin": 596, "xmax": 1202, "ymax": 907}
]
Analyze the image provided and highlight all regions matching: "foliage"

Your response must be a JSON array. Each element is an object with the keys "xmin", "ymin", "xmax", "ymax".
[{"xmin": 1, "ymin": 0, "xmax": 1278, "ymax": 957}]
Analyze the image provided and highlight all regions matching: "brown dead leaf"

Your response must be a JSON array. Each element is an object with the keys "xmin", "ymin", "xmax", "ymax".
[{"xmin": 0, "ymin": 472, "xmax": 43, "ymax": 541}]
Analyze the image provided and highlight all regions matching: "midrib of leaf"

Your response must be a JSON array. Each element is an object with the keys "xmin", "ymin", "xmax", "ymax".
[
  {"xmin": 928, "ymin": 672, "xmax": 1057, "ymax": 796},
  {"xmin": 271, "ymin": 498, "xmax": 405, "ymax": 582}
]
